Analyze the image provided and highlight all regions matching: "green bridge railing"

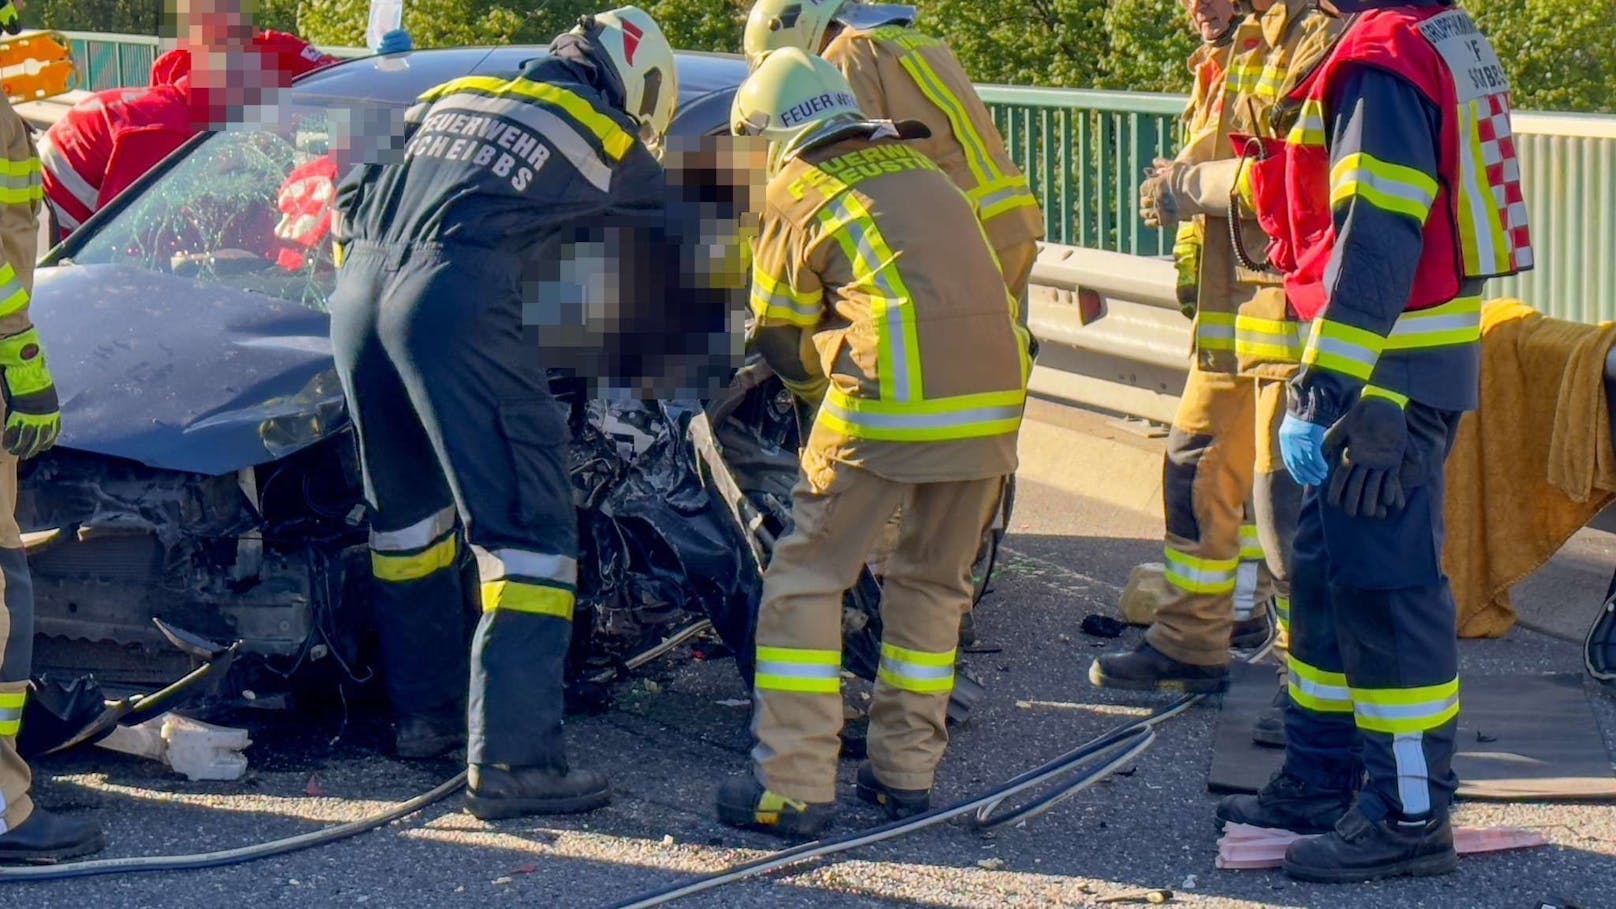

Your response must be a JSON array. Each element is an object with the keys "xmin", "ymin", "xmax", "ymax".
[{"xmin": 42, "ymin": 30, "xmax": 1616, "ymax": 322}]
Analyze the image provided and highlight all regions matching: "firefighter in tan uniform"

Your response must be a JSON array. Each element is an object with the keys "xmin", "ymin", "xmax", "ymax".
[
  {"xmin": 715, "ymin": 49, "xmax": 1028, "ymax": 839},
  {"xmin": 0, "ymin": 92, "xmax": 102, "ymax": 862},
  {"xmin": 1099, "ymin": 0, "xmax": 1342, "ymax": 740},
  {"xmin": 1091, "ymin": 0, "xmax": 1278, "ymax": 695}
]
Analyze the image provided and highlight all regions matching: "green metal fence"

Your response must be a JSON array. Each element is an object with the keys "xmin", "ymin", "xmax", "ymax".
[{"xmin": 39, "ymin": 31, "xmax": 1616, "ymax": 321}]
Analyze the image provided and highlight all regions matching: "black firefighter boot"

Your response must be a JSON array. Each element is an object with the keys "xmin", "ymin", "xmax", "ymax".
[
  {"xmin": 1251, "ymin": 681, "xmax": 1288, "ymax": 748},
  {"xmin": 1089, "ymin": 642, "xmax": 1230, "ymax": 694},
  {"xmin": 855, "ymin": 762, "xmax": 931, "ymax": 820},
  {"xmin": 1283, "ymin": 809, "xmax": 1458, "ymax": 883},
  {"xmin": 0, "ymin": 808, "xmax": 105, "ymax": 864},
  {"xmin": 465, "ymin": 764, "xmax": 611, "ymax": 820},
  {"xmin": 715, "ymin": 776, "xmax": 834, "ymax": 840},
  {"xmin": 1216, "ymin": 771, "xmax": 1355, "ymax": 835}
]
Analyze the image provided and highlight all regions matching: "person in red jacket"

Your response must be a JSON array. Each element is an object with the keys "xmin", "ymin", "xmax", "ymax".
[{"xmin": 37, "ymin": 7, "xmax": 342, "ymax": 244}]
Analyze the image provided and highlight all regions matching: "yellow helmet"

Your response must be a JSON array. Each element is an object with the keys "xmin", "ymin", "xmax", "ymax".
[
  {"xmin": 568, "ymin": 6, "xmax": 679, "ymax": 148},
  {"xmin": 731, "ymin": 47, "xmax": 869, "ymax": 174}
]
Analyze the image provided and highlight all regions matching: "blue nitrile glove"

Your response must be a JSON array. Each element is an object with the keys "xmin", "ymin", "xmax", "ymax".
[
  {"xmin": 1278, "ymin": 413, "xmax": 1329, "ymax": 487},
  {"xmin": 375, "ymin": 29, "xmax": 413, "ymax": 55}
]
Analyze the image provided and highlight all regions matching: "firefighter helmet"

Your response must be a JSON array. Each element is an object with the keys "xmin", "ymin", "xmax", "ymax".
[
  {"xmin": 568, "ymin": 6, "xmax": 679, "ymax": 147},
  {"xmin": 742, "ymin": 0, "xmax": 850, "ymax": 69},
  {"xmin": 730, "ymin": 47, "xmax": 869, "ymax": 173}
]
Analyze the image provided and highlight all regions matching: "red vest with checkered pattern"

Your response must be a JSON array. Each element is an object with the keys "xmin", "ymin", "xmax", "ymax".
[{"xmin": 1264, "ymin": 5, "xmax": 1532, "ymax": 321}]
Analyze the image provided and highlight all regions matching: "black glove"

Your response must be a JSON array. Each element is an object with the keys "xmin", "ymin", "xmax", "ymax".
[{"xmin": 1321, "ymin": 395, "xmax": 1423, "ymax": 520}]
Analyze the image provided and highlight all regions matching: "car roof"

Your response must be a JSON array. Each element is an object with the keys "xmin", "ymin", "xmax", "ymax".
[{"xmin": 291, "ymin": 46, "xmax": 748, "ymax": 111}]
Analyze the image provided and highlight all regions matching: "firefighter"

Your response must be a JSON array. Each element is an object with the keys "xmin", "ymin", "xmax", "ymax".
[
  {"xmin": 327, "ymin": 6, "xmax": 677, "ymax": 813},
  {"xmin": 1090, "ymin": 0, "xmax": 1277, "ymax": 697},
  {"xmin": 1215, "ymin": 0, "xmax": 1531, "ymax": 882},
  {"xmin": 37, "ymin": 0, "xmax": 349, "ymax": 244},
  {"xmin": 1103, "ymin": 0, "xmax": 1340, "ymax": 743},
  {"xmin": 0, "ymin": 86, "xmax": 100, "ymax": 862},
  {"xmin": 716, "ymin": 48, "xmax": 1029, "ymax": 839}
]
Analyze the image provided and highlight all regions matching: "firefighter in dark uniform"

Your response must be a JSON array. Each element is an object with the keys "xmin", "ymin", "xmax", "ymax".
[
  {"xmin": 328, "ymin": 6, "xmax": 678, "ymax": 818},
  {"xmin": 1214, "ymin": 0, "xmax": 1532, "ymax": 882}
]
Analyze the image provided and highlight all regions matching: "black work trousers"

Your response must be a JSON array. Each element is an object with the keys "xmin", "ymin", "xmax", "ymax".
[{"xmin": 331, "ymin": 240, "xmax": 577, "ymax": 770}]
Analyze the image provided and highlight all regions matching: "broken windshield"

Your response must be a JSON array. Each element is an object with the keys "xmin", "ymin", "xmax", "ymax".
[{"xmin": 67, "ymin": 104, "xmax": 348, "ymax": 313}]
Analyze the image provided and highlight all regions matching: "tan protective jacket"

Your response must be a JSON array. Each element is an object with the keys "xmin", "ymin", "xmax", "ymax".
[
  {"xmin": 749, "ymin": 135, "xmax": 1028, "ymax": 489},
  {"xmin": 0, "ymin": 95, "xmax": 38, "ymax": 342},
  {"xmin": 821, "ymin": 24, "xmax": 1045, "ymax": 258},
  {"xmin": 1174, "ymin": 39, "xmax": 1235, "ymax": 366}
]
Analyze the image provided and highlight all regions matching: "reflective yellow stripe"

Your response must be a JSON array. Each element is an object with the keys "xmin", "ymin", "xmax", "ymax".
[
  {"xmin": 1195, "ymin": 311, "xmax": 1237, "ymax": 352},
  {"xmin": 815, "ymin": 190, "xmax": 923, "ymax": 402},
  {"xmin": 1384, "ymin": 295, "xmax": 1481, "ymax": 351},
  {"xmin": 755, "ymin": 646, "xmax": 842, "ymax": 694},
  {"xmin": 1288, "ymin": 657, "xmax": 1353, "ymax": 713},
  {"xmin": 1454, "ymin": 100, "xmax": 1510, "ymax": 275},
  {"xmin": 0, "ymin": 690, "xmax": 26, "ymax": 737},
  {"xmin": 371, "ymin": 534, "xmax": 458, "ymax": 582},
  {"xmin": 969, "ymin": 175, "xmax": 1040, "ymax": 222},
  {"xmin": 1352, "ymin": 678, "xmax": 1460, "ymax": 734},
  {"xmin": 1235, "ymin": 314, "xmax": 1306, "ymax": 363},
  {"xmin": 1361, "ymin": 385, "xmax": 1409, "ymax": 409},
  {"xmin": 423, "ymin": 76, "xmax": 635, "ymax": 160},
  {"xmin": 1239, "ymin": 524, "xmax": 1264, "ymax": 562},
  {"xmin": 750, "ymin": 265, "xmax": 821, "ymax": 326},
  {"xmin": 0, "ymin": 263, "xmax": 28, "ymax": 319},
  {"xmin": 1330, "ymin": 152, "xmax": 1438, "ymax": 225},
  {"xmin": 877, "ymin": 643, "xmax": 956, "ymax": 694},
  {"xmin": 481, "ymin": 579, "xmax": 575, "ymax": 620},
  {"xmin": 1162, "ymin": 546, "xmax": 1238, "ymax": 595},
  {"xmin": 896, "ymin": 49, "xmax": 998, "ymax": 192},
  {"xmin": 1286, "ymin": 99, "xmax": 1327, "ymax": 147},
  {"xmin": 1302, "ymin": 319, "xmax": 1386, "ymax": 382},
  {"xmin": 820, "ymin": 387, "xmax": 1024, "ymax": 442},
  {"xmin": 1274, "ymin": 595, "xmax": 1291, "ymax": 630}
]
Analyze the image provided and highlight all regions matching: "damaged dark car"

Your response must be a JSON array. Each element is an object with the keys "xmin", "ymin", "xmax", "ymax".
[{"xmin": 14, "ymin": 47, "xmax": 1007, "ymax": 747}]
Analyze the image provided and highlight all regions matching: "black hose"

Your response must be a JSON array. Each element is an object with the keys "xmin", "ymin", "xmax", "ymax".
[{"xmin": 0, "ymin": 772, "xmax": 467, "ymax": 883}]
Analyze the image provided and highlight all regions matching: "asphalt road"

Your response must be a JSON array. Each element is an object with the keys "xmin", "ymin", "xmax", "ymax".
[{"xmin": 7, "ymin": 422, "xmax": 1616, "ymax": 909}]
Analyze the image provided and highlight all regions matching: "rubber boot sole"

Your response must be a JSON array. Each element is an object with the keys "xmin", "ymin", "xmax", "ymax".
[
  {"xmin": 0, "ymin": 831, "xmax": 106, "ymax": 865},
  {"xmin": 1088, "ymin": 660, "xmax": 1229, "ymax": 694},
  {"xmin": 855, "ymin": 778, "xmax": 930, "ymax": 820},
  {"xmin": 1283, "ymin": 848, "xmax": 1459, "ymax": 883},
  {"xmin": 465, "ymin": 786, "xmax": 610, "ymax": 820}
]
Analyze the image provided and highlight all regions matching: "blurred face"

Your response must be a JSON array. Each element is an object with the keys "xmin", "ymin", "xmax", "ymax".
[
  {"xmin": 1185, "ymin": 0, "xmax": 1237, "ymax": 41},
  {"xmin": 178, "ymin": 0, "xmax": 255, "ymax": 52}
]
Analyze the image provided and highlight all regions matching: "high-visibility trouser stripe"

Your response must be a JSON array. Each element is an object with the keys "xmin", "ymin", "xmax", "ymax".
[
  {"xmin": 1274, "ymin": 595, "xmax": 1291, "ymax": 631},
  {"xmin": 475, "ymin": 547, "xmax": 579, "ymax": 587},
  {"xmin": 1288, "ymin": 658, "xmax": 1353, "ymax": 713},
  {"xmin": 418, "ymin": 92, "xmax": 618, "ymax": 193},
  {"xmin": 1302, "ymin": 319, "xmax": 1385, "ymax": 381},
  {"xmin": 1286, "ymin": 99, "xmax": 1327, "ymax": 147},
  {"xmin": 369, "ymin": 506, "xmax": 458, "ymax": 582},
  {"xmin": 0, "ymin": 691, "xmax": 23, "ymax": 737},
  {"xmin": 1383, "ymin": 296, "xmax": 1481, "ymax": 351},
  {"xmin": 755, "ymin": 646, "xmax": 842, "ymax": 694},
  {"xmin": 1351, "ymin": 678, "xmax": 1460, "ymax": 735},
  {"xmin": 1454, "ymin": 100, "xmax": 1510, "ymax": 275},
  {"xmin": 1329, "ymin": 152, "xmax": 1438, "ymax": 224},
  {"xmin": 1361, "ymin": 385, "xmax": 1409, "ymax": 408},
  {"xmin": 1195, "ymin": 311, "xmax": 1237, "ymax": 353},
  {"xmin": 1162, "ymin": 547, "xmax": 1238, "ymax": 595},
  {"xmin": 877, "ymin": 643, "xmax": 956, "ymax": 694},
  {"xmin": 970, "ymin": 176, "xmax": 1040, "ymax": 222},
  {"xmin": 1393, "ymin": 732, "xmax": 1432, "ymax": 816},
  {"xmin": 750, "ymin": 265, "xmax": 821, "ymax": 327},
  {"xmin": 816, "ymin": 192, "xmax": 923, "ymax": 402},
  {"xmin": 820, "ymin": 387, "xmax": 1025, "ymax": 442},
  {"xmin": 1235, "ymin": 314, "xmax": 1306, "ymax": 363},
  {"xmin": 1239, "ymin": 523, "xmax": 1264, "ymax": 562},
  {"xmin": 423, "ymin": 76, "xmax": 635, "ymax": 160},
  {"xmin": 1233, "ymin": 561, "xmax": 1261, "ymax": 621},
  {"xmin": 0, "ymin": 263, "xmax": 28, "ymax": 319},
  {"xmin": 895, "ymin": 50, "xmax": 1001, "ymax": 194},
  {"xmin": 481, "ymin": 579, "xmax": 575, "ymax": 620}
]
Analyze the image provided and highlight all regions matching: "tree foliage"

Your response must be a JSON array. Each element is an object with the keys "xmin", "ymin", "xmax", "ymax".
[{"xmin": 21, "ymin": 0, "xmax": 1616, "ymax": 112}]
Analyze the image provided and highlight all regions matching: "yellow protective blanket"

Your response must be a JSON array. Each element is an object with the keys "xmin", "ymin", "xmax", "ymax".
[{"xmin": 1443, "ymin": 300, "xmax": 1616, "ymax": 637}]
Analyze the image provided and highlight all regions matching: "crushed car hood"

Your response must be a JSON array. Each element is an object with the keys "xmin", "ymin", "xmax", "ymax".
[{"xmin": 29, "ymin": 263, "xmax": 345, "ymax": 476}]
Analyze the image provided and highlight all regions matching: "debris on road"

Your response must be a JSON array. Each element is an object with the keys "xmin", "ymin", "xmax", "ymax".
[
  {"xmin": 1217, "ymin": 822, "xmax": 1549, "ymax": 869},
  {"xmin": 1096, "ymin": 888, "xmax": 1173, "ymax": 904},
  {"xmin": 1080, "ymin": 615, "xmax": 1126, "ymax": 639},
  {"xmin": 975, "ymin": 857, "xmax": 1006, "ymax": 871},
  {"xmin": 94, "ymin": 712, "xmax": 252, "ymax": 781}
]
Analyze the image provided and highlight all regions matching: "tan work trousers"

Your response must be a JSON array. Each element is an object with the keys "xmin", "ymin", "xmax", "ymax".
[
  {"xmin": 0, "ymin": 443, "xmax": 32, "ymax": 833},
  {"xmin": 1144, "ymin": 362, "xmax": 1276, "ymax": 666},
  {"xmin": 751, "ymin": 464, "xmax": 1005, "ymax": 803}
]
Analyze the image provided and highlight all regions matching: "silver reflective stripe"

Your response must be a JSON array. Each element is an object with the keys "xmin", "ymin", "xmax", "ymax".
[
  {"xmin": 1233, "ymin": 562, "xmax": 1260, "ymax": 621},
  {"xmin": 750, "ymin": 283, "xmax": 819, "ymax": 320},
  {"xmin": 36, "ymin": 132, "xmax": 97, "ymax": 210},
  {"xmin": 1388, "ymin": 312, "xmax": 1481, "ymax": 341},
  {"xmin": 821, "ymin": 397, "xmax": 1022, "ymax": 431},
  {"xmin": 755, "ymin": 660, "xmax": 841, "ymax": 681},
  {"xmin": 0, "ymin": 706, "xmax": 21, "ymax": 723},
  {"xmin": 879, "ymin": 657, "xmax": 953, "ymax": 682},
  {"xmin": 974, "ymin": 181, "xmax": 1033, "ymax": 213},
  {"xmin": 1289, "ymin": 670, "xmax": 1351, "ymax": 705},
  {"xmin": 1335, "ymin": 165, "xmax": 1436, "ymax": 213},
  {"xmin": 370, "ymin": 506, "xmax": 456, "ymax": 552},
  {"xmin": 1393, "ymin": 732, "xmax": 1431, "ymax": 816},
  {"xmin": 1310, "ymin": 334, "xmax": 1378, "ymax": 367},
  {"xmin": 821, "ymin": 195, "xmax": 914, "ymax": 402},
  {"xmin": 429, "ymin": 92, "xmax": 613, "ymax": 192},
  {"xmin": 1352, "ymin": 694, "xmax": 1460, "ymax": 723},
  {"xmin": 475, "ymin": 546, "xmax": 579, "ymax": 585},
  {"xmin": 1197, "ymin": 323, "xmax": 1237, "ymax": 343}
]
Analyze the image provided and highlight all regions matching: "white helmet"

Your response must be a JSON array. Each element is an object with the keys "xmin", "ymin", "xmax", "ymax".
[
  {"xmin": 731, "ymin": 47, "xmax": 869, "ymax": 174},
  {"xmin": 743, "ymin": 0, "xmax": 848, "ymax": 69},
  {"xmin": 570, "ymin": 6, "xmax": 679, "ymax": 147}
]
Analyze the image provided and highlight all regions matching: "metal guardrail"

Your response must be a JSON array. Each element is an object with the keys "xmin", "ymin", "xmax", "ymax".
[{"xmin": 53, "ymin": 30, "xmax": 367, "ymax": 91}]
